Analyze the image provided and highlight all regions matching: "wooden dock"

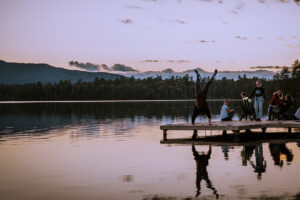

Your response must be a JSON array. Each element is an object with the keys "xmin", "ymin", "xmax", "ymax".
[{"xmin": 160, "ymin": 120, "xmax": 300, "ymax": 141}]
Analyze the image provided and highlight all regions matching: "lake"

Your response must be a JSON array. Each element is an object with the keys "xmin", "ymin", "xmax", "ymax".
[{"xmin": 0, "ymin": 101, "xmax": 300, "ymax": 200}]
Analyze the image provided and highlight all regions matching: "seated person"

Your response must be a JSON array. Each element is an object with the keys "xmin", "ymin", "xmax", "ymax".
[
  {"xmin": 240, "ymin": 92, "xmax": 256, "ymax": 121},
  {"xmin": 279, "ymin": 94, "xmax": 293, "ymax": 114},
  {"xmin": 293, "ymin": 107, "xmax": 300, "ymax": 120},
  {"xmin": 268, "ymin": 90, "xmax": 283, "ymax": 120},
  {"xmin": 277, "ymin": 94, "xmax": 293, "ymax": 120},
  {"xmin": 220, "ymin": 99, "xmax": 234, "ymax": 121},
  {"xmin": 241, "ymin": 92, "xmax": 252, "ymax": 103}
]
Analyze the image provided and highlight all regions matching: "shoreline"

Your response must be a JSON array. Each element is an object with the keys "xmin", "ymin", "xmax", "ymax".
[{"xmin": 0, "ymin": 99, "xmax": 242, "ymax": 104}]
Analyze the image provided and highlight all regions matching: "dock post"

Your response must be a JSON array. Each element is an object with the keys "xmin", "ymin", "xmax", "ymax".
[
  {"xmin": 261, "ymin": 128, "xmax": 267, "ymax": 134},
  {"xmin": 232, "ymin": 130, "xmax": 240, "ymax": 136},
  {"xmin": 163, "ymin": 130, "xmax": 167, "ymax": 141},
  {"xmin": 288, "ymin": 127, "xmax": 292, "ymax": 134},
  {"xmin": 192, "ymin": 130, "xmax": 198, "ymax": 139},
  {"xmin": 222, "ymin": 130, "xmax": 227, "ymax": 137}
]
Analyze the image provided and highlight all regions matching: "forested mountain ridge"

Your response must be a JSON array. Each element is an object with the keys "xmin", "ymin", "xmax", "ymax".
[{"xmin": 0, "ymin": 60, "xmax": 122, "ymax": 84}]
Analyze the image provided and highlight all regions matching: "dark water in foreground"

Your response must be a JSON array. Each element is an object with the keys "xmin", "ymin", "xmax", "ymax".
[{"xmin": 0, "ymin": 101, "xmax": 300, "ymax": 200}]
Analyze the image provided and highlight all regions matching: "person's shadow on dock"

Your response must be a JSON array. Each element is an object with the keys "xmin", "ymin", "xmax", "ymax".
[{"xmin": 192, "ymin": 144, "xmax": 219, "ymax": 199}]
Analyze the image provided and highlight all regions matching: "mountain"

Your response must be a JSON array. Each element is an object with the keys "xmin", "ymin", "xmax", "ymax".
[
  {"xmin": 119, "ymin": 68, "xmax": 275, "ymax": 80},
  {"xmin": 0, "ymin": 60, "xmax": 122, "ymax": 84},
  {"xmin": 66, "ymin": 60, "xmax": 276, "ymax": 80}
]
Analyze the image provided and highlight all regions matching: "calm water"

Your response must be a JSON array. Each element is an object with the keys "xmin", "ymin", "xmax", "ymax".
[{"xmin": 0, "ymin": 101, "xmax": 300, "ymax": 200}]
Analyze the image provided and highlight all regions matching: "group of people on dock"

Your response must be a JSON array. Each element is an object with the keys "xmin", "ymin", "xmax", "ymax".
[{"xmin": 192, "ymin": 69, "xmax": 300, "ymax": 124}]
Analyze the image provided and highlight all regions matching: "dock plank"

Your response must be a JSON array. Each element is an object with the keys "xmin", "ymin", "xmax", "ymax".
[{"xmin": 160, "ymin": 120, "xmax": 300, "ymax": 141}]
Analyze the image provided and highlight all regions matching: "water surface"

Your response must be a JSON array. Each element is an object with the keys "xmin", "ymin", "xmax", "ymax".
[{"xmin": 0, "ymin": 101, "xmax": 300, "ymax": 200}]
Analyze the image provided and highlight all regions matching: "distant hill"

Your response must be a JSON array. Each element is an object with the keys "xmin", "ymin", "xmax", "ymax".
[
  {"xmin": 119, "ymin": 68, "xmax": 275, "ymax": 80},
  {"xmin": 0, "ymin": 60, "xmax": 122, "ymax": 84}
]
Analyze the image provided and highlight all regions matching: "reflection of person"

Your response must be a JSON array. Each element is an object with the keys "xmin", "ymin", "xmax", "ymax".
[
  {"xmin": 220, "ymin": 99, "xmax": 234, "ymax": 121},
  {"xmin": 241, "ymin": 146, "xmax": 255, "ymax": 166},
  {"xmin": 192, "ymin": 144, "xmax": 219, "ymax": 199},
  {"xmin": 192, "ymin": 69, "xmax": 217, "ymax": 125},
  {"xmin": 249, "ymin": 80, "xmax": 265, "ymax": 121},
  {"xmin": 249, "ymin": 144, "xmax": 266, "ymax": 180},
  {"xmin": 269, "ymin": 143, "xmax": 294, "ymax": 167},
  {"xmin": 221, "ymin": 146, "xmax": 229, "ymax": 160}
]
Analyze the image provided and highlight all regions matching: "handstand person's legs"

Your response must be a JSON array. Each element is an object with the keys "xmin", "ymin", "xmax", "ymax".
[
  {"xmin": 202, "ymin": 69, "xmax": 217, "ymax": 96},
  {"xmin": 194, "ymin": 70, "xmax": 201, "ymax": 97}
]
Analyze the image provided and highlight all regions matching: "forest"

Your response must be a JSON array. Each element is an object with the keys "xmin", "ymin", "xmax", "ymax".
[{"xmin": 0, "ymin": 60, "xmax": 299, "ymax": 102}]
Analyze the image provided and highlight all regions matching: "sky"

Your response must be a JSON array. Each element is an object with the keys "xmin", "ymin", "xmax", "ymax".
[{"xmin": 0, "ymin": 0, "xmax": 300, "ymax": 72}]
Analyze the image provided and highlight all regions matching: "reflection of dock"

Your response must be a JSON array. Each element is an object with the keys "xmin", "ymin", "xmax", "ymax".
[
  {"xmin": 160, "ymin": 132, "xmax": 300, "ymax": 145},
  {"xmin": 160, "ymin": 120, "xmax": 300, "ymax": 141}
]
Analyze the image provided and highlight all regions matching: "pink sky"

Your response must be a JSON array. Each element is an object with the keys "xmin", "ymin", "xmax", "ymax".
[{"xmin": 0, "ymin": 0, "xmax": 300, "ymax": 72}]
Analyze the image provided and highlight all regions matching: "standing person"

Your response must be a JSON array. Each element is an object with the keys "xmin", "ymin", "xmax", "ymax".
[
  {"xmin": 249, "ymin": 80, "xmax": 265, "ymax": 121},
  {"xmin": 192, "ymin": 69, "xmax": 218, "ymax": 125},
  {"xmin": 220, "ymin": 99, "xmax": 235, "ymax": 121}
]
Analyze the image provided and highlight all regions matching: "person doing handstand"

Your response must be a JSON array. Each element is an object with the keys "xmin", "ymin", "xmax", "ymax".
[{"xmin": 192, "ymin": 69, "xmax": 218, "ymax": 125}]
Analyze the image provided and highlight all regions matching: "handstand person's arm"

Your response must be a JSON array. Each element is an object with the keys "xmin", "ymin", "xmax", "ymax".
[{"xmin": 195, "ymin": 74, "xmax": 201, "ymax": 97}]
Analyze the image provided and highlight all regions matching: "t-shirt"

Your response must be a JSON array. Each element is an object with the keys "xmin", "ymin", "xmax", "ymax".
[
  {"xmin": 220, "ymin": 105, "xmax": 229, "ymax": 119},
  {"xmin": 295, "ymin": 108, "xmax": 300, "ymax": 119}
]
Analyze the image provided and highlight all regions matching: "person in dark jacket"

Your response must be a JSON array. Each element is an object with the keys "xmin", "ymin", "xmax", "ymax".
[
  {"xmin": 249, "ymin": 80, "xmax": 265, "ymax": 121},
  {"xmin": 192, "ymin": 69, "xmax": 218, "ymax": 125},
  {"xmin": 279, "ymin": 94, "xmax": 293, "ymax": 114}
]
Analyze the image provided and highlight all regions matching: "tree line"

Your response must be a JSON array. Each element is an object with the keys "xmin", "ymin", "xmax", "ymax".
[{"xmin": 0, "ymin": 60, "xmax": 299, "ymax": 101}]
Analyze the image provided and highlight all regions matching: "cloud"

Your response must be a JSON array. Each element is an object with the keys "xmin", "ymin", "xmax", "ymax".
[
  {"xmin": 69, "ymin": 61, "xmax": 139, "ymax": 72},
  {"xmin": 177, "ymin": 60, "xmax": 190, "ymax": 63},
  {"xmin": 287, "ymin": 44, "xmax": 297, "ymax": 48},
  {"xmin": 69, "ymin": 61, "xmax": 101, "ymax": 72},
  {"xmin": 250, "ymin": 66, "xmax": 285, "ymax": 69},
  {"xmin": 277, "ymin": 36, "xmax": 285, "ymax": 41},
  {"xmin": 120, "ymin": 19, "xmax": 133, "ymax": 24},
  {"xmin": 158, "ymin": 18, "xmax": 187, "ymax": 25},
  {"xmin": 185, "ymin": 39, "xmax": 216, "ymax": 44},
  {"xmin": 166, "ymin": 60, "xmax": 190, "ymax": 63},
  {"xmin": 126, "ymin": 5, "xmax": 143, "ymax": 9},
  {"xmin": 111, "ymin": 64, "xmax": 138, "ymax": 72},
  {"xmin": 176, "ymin": 19, "xmax": 186, "ymax": 24},
  {"xmin": 235, "ymin": 36, "xmax": 248, "ymax": 40},
  {"xmin": 142, "ymin": 0, "xmax": 158, "ymax": 2},
  {"xmin": 142, "ymin": 59, "xmax": 159, "ymax": 63}
]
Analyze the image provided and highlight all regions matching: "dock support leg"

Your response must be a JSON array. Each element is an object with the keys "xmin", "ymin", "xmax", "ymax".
[
  {"xmin": 163, "ymin": 130, "xmax": 167, "ymax": 141},
  {"xmin": 222, "ymin": 130, "xmax": 227, "ymax": 137},
  {"xmin": 288, "ymin": 127, "xmax": 292, "ymax": 134},
  {"xmin": 192, "ymin": 130, "xmax": 198, "ymax": 140},
  {"xmin": 232, "ymin": 130, "xmax": 240, "ymax": 136},
  {"xmin": 261, "ymin": 128, "xmax": 267, "ymax": 134},
  {"xmin": 246, "ymin": 129, "xmax": 252, "ymax": 134}
]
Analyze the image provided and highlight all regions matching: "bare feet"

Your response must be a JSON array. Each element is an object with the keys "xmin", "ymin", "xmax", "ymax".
[{"xmin": 208, "ymin": 118, "xmax": 212, "ymax": 125}]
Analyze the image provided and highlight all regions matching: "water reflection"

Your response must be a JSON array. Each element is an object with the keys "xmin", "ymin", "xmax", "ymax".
[
  {"xmin": 269, "ymin": 143, "xmax": 294, "ymax": 167},
  {"xmin": 0, "ymin": 102, "xmax": 300, "ymax": 200},
  {"xmin": 192, "ymin": 144, "xmax": 219, "ymax": 199},
  {"xmin": 249, "ymin": 144, "xmax": 267, "ymax": 180},
  {"xmin": 190, "ymin": 141, "xmax": 297, "ymax": 199}
]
